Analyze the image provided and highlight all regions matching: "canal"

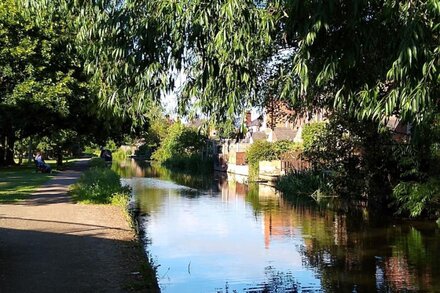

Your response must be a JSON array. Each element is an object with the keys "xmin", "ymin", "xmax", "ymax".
[{"xmin": 113, "ymin": 160, "xmax": 440, "ymax": 293}]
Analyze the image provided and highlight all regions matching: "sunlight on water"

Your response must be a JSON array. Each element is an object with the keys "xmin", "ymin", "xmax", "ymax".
[{"xmin": 114, "ymin": 160, "xmax": 440, "ymax": 293}]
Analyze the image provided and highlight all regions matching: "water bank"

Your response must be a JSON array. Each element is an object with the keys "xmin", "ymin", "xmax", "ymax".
[{"xmin": 0, "ymin": 159, "xmax": 159, "ymax": 292}]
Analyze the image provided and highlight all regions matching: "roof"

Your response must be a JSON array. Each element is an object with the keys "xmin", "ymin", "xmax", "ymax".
[
  {"xmin": 250, "ymin": 117, "xmax": 262, "ymax": 127},
  {"xmin": 386, "ymin": 116, "xmax": 410, "ymax": 135},
  {"xmin": 272, "ymin": 127, "xmax": 297, "ymax": 141},
  {"xmin": 187, "ymin": 119, "xmax": 204, "ymax": 128},
  {"xmin": 251, "ymin": 131, "xmax": 267, "ymax": 141}
]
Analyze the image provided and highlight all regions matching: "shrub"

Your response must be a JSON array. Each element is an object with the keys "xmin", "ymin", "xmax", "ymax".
[
  {"xmin": 113, "ymin": 148, "xmax": 129, "ymax": 161},
  {"xmin": 71, "ymin": 167, "xmax": 130, "ymax": 205},
  {"xmin": 277, "ymin": 170, "xmax": 329, "ymax": 199},
  {"xmin": 89, "ymin": 157, "xmax": 107, "ymax": 168},
  {"xmin": 246, "ymin": 140, "xmax": 301, "ymax": 179},
  {"xmin": 84, "ymin": 145, "xmax": 101, "ymax": 157},
  {"xmin": 151, "ymin": 122, "xmax": 210, "ymax": 172}
]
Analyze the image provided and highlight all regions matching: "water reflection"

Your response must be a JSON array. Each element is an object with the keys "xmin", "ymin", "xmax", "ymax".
[{"xmin": 114, "ymin": 160, "xmax": 440, "ymax": 292}]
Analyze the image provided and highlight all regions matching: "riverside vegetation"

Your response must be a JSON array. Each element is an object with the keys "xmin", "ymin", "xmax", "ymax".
[
  {"xmin": 3, "ymin": 0, "xmax": 438, "ymax": 222},
  {"xmin": 276, "ymin": 118, "xmax": 440, "ymax": 220},
  {"xmin": 70, "ymin": 158, "xmax": 130, "ymax": 206},
  {"xmin": 151, "ymin": 122, "xmax": 213, "ymax": 173}
]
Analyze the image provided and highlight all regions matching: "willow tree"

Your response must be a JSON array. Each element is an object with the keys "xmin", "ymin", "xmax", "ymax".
[
  {"xmin": 279, "ymin": 0, "xmax": 439, "ymax": 122},
  {"xmin": 66, "ymin": 0, "xmax": 278, "ymax": 123},
  {"xmin": 28, "ymin": 0, "xmax": 439, "ymax": 124}
]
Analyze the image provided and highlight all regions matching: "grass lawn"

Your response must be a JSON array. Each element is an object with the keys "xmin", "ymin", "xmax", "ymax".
[
  {"xmin": 0, "ymin": 164, "xmax": 54, "ymax": 203},
  {"xmin": 1, "ymin": 157, "xmax": 85, "ymax": 202}
]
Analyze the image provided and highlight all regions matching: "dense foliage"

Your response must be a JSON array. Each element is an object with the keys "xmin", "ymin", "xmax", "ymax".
[
  {"xmin": 151, "ymin": 122, "xmax": 210, "ymax": 172},
  {"xmin": 303, "ymin": 117, "xmax": 397, "ymax": 204},
  {"xmin": 392, "ymin": 178, "xmax": 440, "ymax": 218},
  {"xmin": 279, "ymin": 0, "xmax": 440, "ymax": 123},
  {"xmin": 246, "ymin": 140, "xmax": 301, "ymax": 178},
  {"xmin": 302, "ymin": 122, "xmax": 326, "ymax": 150},
  {"xmin": 14, "ymin": 0, "xmax": 440, "ymax": 218},
  {"xmin": 0, "ymin": 0, "xmax": 138, "ymax": 166}
]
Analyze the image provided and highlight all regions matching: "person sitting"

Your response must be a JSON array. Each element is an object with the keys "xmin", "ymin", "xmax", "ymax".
[
  {"xmin": 35, "ymin": 152, "xmax": 52, "ymax": 173},
  {"xmin": 100, "ymin": 148, "xmax": 112, "ymax": 162}
]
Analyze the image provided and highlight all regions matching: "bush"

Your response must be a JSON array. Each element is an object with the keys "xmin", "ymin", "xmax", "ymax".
[
  {"xmin": 151, "ymin": 122, "xmax": 210, "ymax": 172},
  {"xmin": 246, "ymin": 140, "xmax": 302, "ymax": 179},
  {"xmin": 89, "ymin": 157, "xmax": 107, "ymax": 168},
  {"xmin": 113, "ymin": 148, "xmax": 129, "ymax": 161},
  {"xmin": 84, "ymin": 145, "xmax": 101, "ymax": 157},
  {"xmin": 70, "ymin": 167, "xmax": 130, "ymax": 205},
  {"xmin": 277, "ymin": 170, "xmax": 329, "ymax": 199}
]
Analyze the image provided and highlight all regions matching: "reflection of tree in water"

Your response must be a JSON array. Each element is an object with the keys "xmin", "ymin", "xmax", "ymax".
[
  {"xmin": 298, "ymin": 211, "xmax": 440, "ymax": 292},
  {"xmin": 113, "ymin": 159, "xmax": 218, "ymax": 191},
  {"xmin": 248, "ymin": 183, "xmax": 440, "ymax": 292},
  {"xmin": 115, "ymin": 159, "xmax": 440, "ymax": 292}
]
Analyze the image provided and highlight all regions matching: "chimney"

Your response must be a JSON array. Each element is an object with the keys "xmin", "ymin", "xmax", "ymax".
[{"xmin": 246, "ymin": 111, "xmax": 252, "ymax": 127}]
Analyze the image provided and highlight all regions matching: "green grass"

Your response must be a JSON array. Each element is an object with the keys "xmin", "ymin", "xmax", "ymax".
[
  {"xmin": 1, "ymin": 158, "xmax": 86, "ymax": 202},
  {"xmin": 0, "ymin": 165, "xmax": 54, "ymax": 202}
]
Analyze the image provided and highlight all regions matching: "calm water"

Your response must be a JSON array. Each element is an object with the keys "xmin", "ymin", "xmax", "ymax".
[{"xmin": 113, "ymin": 160, "xmax": 440, "ymax": 293}]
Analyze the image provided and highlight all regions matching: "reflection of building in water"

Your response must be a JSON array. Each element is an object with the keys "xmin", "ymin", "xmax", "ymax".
[
  {"xmin": 263, "ymin": 208, "xmax": 296, "ymax": 249},
  {"xmin": 219, "ymin": 178, "xmax": 248, "ymax": 202},
  {"xmin": 383, "ymin": 256, "xmax": 417, "ymax": 291},
  {"xmin": 333, "ymin": 215, "xmax": 347, "ymax": 246},
  {"xmin": 262, "ymin": 204, "xmax": 350, "ymax": 251}
]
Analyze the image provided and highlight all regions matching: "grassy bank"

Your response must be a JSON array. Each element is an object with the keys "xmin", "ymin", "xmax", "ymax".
[
  {"xmin": 0, "ymin": 165, "xmax": 54, "ymax": 202},
  {"xmin": 70, "ymin": 163, "xmax": 130, "ymax": 206}
]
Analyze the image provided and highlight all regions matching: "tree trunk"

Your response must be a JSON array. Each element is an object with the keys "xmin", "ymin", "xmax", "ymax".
[
  {"xmin": 57, "ymin": 146, "xmax": 63, "ymax": 168},
  {"xmin": 4, "ymin": 133, "xmax": 16, "ymax": 166},
  {"xmin": 0, "ymin": 134, "xmax": 4, "ymax": 166},
  {"xmin": 28, "ymin": 138, "xmax": 33, "ymax": 164}
]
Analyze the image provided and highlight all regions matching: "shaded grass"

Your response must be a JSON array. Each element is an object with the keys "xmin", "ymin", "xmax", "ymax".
[{"xmin": 0, "ymin": 165, "xmax": 54, "ymax": 202}]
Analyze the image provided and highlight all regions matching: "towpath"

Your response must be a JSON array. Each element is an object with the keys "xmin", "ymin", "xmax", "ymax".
[{"xmin": 0, "ymin": 159, "xmax": 151, "ymax": 292}]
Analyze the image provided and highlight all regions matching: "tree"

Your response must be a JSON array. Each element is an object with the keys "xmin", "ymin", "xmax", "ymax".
[
  {"xmin": 0, "ymin": 0, "xmax": 79, "ymax": 164},
  {"xmin": 0, "ymin": 0, "xmax": 136, "ymax": 165},
  {"xmin": 71, "ymin": 0, "xmax": 280, "ymax": 122},
  {"xmin": 278, "ymin": 0, "xmax": 439, "ymax": 123}
]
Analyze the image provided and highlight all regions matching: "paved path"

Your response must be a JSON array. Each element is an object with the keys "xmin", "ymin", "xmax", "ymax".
[{"xmin": 0, "ymin": 159, "xmax": 148, "ymax": 292}]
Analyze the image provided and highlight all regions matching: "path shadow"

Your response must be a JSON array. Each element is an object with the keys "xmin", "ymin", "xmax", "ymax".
[
  {"xmin": 0, "ymin": 216, "xmax": 131, "ymax": 233},
  {"xmin": 0, "ymin": 227, "xmax": 145, "ymax": 293},
  {"xmin": 11, "ymin": 173, "xmax": 83, "ymax": 206}
]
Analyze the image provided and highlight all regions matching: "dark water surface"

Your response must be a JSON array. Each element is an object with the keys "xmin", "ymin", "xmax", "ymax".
[{"xmin": 113, "ymin": 160, "xmax": 440, "ymax": 293}]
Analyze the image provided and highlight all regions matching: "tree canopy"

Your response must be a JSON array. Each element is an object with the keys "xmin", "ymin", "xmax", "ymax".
[
  {"xmin": 0, "ymin": 0, "xmax": 136, "ymax": 165},
  {"xmin": 58, "ymin": 0, "xmax": 439, "ymax": 125},
  {"xmin": 279, "ymin": 0, "xmax": 440, "ymax": 123}
]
